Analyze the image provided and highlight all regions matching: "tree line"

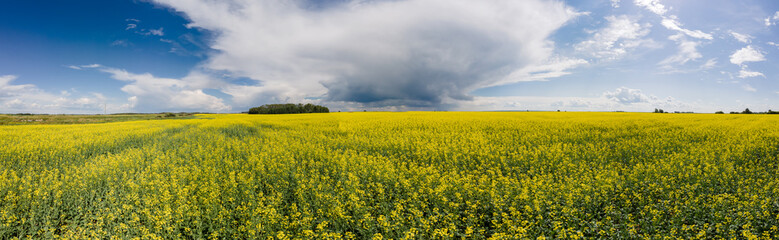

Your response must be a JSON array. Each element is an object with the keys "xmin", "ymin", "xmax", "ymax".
[
  {"xmin": 248, "ymin": 103, "xmax": 329, "ymax": 114},
  {"xmin": 654, "ymin": 108, "xmax": 779, "ymax": 114}
]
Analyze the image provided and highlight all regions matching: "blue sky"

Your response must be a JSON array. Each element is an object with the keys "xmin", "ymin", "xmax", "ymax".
[{"xmin": 1, "ymin": 0, "xmax": 778, "ymax": 113}]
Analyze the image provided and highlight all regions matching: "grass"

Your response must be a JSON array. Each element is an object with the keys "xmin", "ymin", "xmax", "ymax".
[{"xmin": 0, "ymin": 113, "xmax": 199, "ymax": 125}]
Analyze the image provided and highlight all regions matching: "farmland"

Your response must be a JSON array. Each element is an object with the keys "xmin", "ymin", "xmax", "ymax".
[{"xmin": 1, "ymin": 112, "xmax": 778, "ymax": 239}]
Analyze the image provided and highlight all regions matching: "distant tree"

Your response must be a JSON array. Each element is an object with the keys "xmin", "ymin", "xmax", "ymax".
[
  {"xmin": 248, "ymin": 103, "xmax": 329, "ymax": 114},
  {"xmin": 654, "ymin": 108, "xmax": 664, "ymax": 113},
  {"xmin": 742, "ymin": 108, "xmax": 752, "ymax": 114},
  {"xmin": 714, "ymin": 111, "xmax": 724, "ymax": 114}
]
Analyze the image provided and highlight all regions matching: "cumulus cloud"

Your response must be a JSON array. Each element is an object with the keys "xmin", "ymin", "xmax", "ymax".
[
  {"xmin": 730, "ymin": 46, "xmax": 765, "ymax": 65},
  {"xmin": 97, "ymin": 67, "xmax": 231, "ymax": 112},
  {"xmin": 151, "ymin": 0, "xmax": 581, "ymax": 108},
  {"xmin": 603, "ymin": 87, "xmax": 653, "ymax": 104},
  {"xmin": 0, "ymin": 75, "xmax": 107, "ymax": 113},
  {"xmin": 575, "ymin": 15, "xmax": 651, "ymax": 60}
]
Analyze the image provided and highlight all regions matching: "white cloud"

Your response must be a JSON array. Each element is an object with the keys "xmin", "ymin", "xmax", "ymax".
[
  {"xmin": 660, "ymin": 17, "xmax": 712, "ymax": 40},
  {"xmin": 765, "ymin": 11, "xmax": 779, "ymax": 26},
  {"xmin": 611, "ymin": 0, "xmax": 621, "ymax": 8},
  {"xmin": 491, "ymin": 57, "xmax": 588, "ymax": 87},
  {"xmin": 111, "ymin": 40, "xmax": 128, "ymax": 47},
  {"xmin": 729, "ymin": 31, "xmax": 752, "ymax": 43},
  {"xmin": 449, "ymin": 87, "xmax": 691, "ymax": 112},
  {"xmin": 603, "ymin": 87, "xmax": 654, "ymax": 104},
  {"xmin": 634, "ymin": 0, "xmax": 667, "ymax": 15},
  {"xmin": 742, "ymin": 84, "xmax": 757, "ymax": 92},
  {"xmin": 126, "ymin": 23, "xmax": 137, "ymax": 30},
  {"xmin": 151, "ymin": 0, "xmax": 581, "ymax": 108},
  {"xmin": 729, "ymin": 46, "xmax": 765, "ymax": 65},
  {"xmin": 148, "ymin": 28, "xmax": 164, "ymax": 36},
  {"xmin": 701, "ymin": 58, "xmax": 717, "ymax": 69},
  {"xmin": 0, "ymin": 75, "xmax": 36, "ymax": 98},
  {"xmin": 0, "ymin": 75, "xmax": 107, "ymax": 113},
  {"xmin": 659, "ymin": 34, "xmax": 701, "ymax": 66},
  {"xmin": 98, "ymin": 67, "xmax": 231, "ymax": 112},
  {"xmin": 738, "ymin": 68, "xmax": 765, "ymax": 78},
  {"xmin": 634, "ymin": 0, "xmax": 706, "ymax": 42},
  {"xmin": 575, "ymin": 15, "xmax": 651, "ymax": 60}
]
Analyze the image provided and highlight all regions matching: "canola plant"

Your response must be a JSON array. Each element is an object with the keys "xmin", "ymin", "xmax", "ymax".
[{"xmin": 0, "ymin": 112, "xmax": 777, "ymax": 239}]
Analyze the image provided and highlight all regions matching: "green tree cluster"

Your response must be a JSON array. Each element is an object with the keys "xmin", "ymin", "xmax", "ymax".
[{"xmin": 248, "ymin": 103, "xmax": 329, "ymax": 114}]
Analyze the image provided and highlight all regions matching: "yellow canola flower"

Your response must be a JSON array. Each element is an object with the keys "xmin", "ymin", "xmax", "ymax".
[{"xmin": 0, "ymin": 112, "xmax": 777, "ymax": 239}]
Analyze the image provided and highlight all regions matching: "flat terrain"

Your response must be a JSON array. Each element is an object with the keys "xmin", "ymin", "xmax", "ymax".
[
  {"xmin": 0, "ymin": 113, "xmax": 197, "ymax": 125},
  {"xmin": 0, "ymin": 112, "xmax": 777, "ymax": 239}
]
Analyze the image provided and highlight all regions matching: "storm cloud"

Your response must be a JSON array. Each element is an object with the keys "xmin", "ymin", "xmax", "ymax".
[{"xmin": 152, "ymin": 0, "xmax": 579, "ymax": 107}]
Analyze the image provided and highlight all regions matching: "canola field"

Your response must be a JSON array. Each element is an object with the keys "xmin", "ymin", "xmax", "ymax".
[{"xmin": 1, "ymin": 112, "xmax": 778, "ymax": 239}]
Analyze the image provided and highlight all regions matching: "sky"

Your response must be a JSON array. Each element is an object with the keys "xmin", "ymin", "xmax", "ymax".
[{"xmin": 1, "ymin": 0, "xmax": 778, "ymax": 113}]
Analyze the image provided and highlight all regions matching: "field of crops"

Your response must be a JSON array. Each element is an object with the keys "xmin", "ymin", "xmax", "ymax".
[{"xmin": 1, "ymin": 112, "xmax": 778, "ymax": 239}]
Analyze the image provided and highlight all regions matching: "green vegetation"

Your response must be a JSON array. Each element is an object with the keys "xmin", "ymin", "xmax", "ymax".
[
  {"xmin": 248, "ymin": 103, "xmax": 329, "ymax": 114},
  {"xmin": 1, "ymin": 112, "xmax": 778, "ymax": 239},
  {"xmin": 0, "ymin": 113, "xmax": 198, "ymax": 125}
]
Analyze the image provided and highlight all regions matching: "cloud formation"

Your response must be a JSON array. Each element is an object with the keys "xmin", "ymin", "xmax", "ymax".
[
  {"xmin": 575, "ymin": 15, "xmax": 651, "ymax": 60},
  {"xmin": 603, "ymin": 87, "xmax": 653, "ymax": 104},
  {"xmin": 97, "ymin": 67, "xmax": 230, "ymax": 112},
  {"xmin": 729, "ymin": 46, "xmax": 765, "ymax": 65},
  {"xmin": 730, "ymin": 31, "xmax": 752, "ymax": 43},
  {"xmin": 0, "ymin": 75, "xmax": 107, "ymax": 113},
  {"xmin": 765, "ymin": 11, "xmax": 779, "ymax": 26},
  {"xmin": 659, "ymin": 34, "xmax": 702, "ymax": 66},
  {"xmin": 152, "ymin": 0, "xmax": 580, "ymax": 107}
]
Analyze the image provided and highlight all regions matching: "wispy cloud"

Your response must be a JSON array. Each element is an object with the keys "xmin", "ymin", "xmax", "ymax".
[
  {"xmin": 111, "ymin": 40, "xmax": 128, "ymax": 47},
  {"xmin": 611, "ymin": 0, "xmax": 621, "ymax": 8},
  {"xmin": 738, "ymin": 68, "xmax": 765, "ymax": 78},
  {"xmin": 660, "ymin": 17, "xmax": 712, "ymax": 40},
  {"xmin": 575, "ymin": 15, "xmax": 651, "ymax": 60},
  {"xmin": 659, "ymin": 34, "xmax": 702, "ymax": 67},
  {"xmin": 765, "ymin": 11, "xmax": 779, "ymax": 26},
  {"xmin": 730, "ymin": 31, "xmax": 752, "ymax": 43},
  {"xmin": 146, "ymin": 28, "xmax": 164, "ymax": 36}
]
